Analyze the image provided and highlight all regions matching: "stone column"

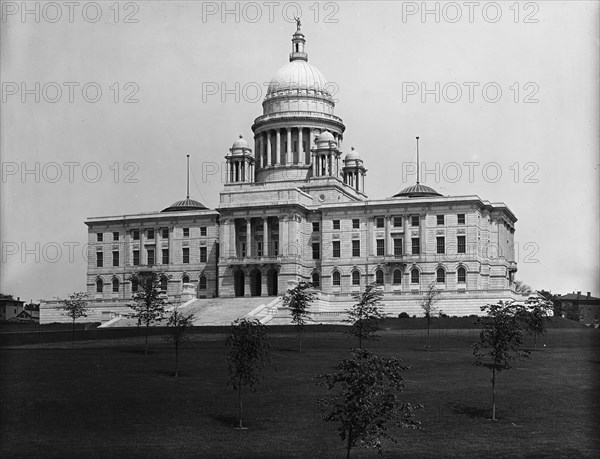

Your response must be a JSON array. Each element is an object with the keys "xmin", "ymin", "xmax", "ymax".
[
  {"xmin": 385, "ymin": 216, "xmax": 392, "ymax": 256},
  {"xmin": 231, "ymin": 219, "xmax": 237, "ymax": 258},
  {"xmin": 263, "ymin": 217, "xmax": 269, "ymax": 257},
  {"xmin": 155, "ymin": 227, "xmax": 160, "ymax": 265},
  {"xmin": 140, "ymin": 230, "xmax": 146, "ymax": 265},
  {"xmin": 246, "ymin": 218, "xmax": 252, "ymax": 258},
  {"xmin": 371, "ymin": 217, "xmax": 376, "ymax": 256},
  {"xmin": 266, "ymin": 131, "xmax": 271, "ymax": 166},
  {"xmin": 405, "ymin": 216, "xmax": 411, "ymax": 256},
  {"xmin": 125, "ymin": 230, "xmax": 131, "ymax": 266},
  {"xmin": 276, "ymin": 129, "xmax": 281, "ymax": 165},
  {"xmin": 168, "ymin": 226, "xmax": 174, "ymax": 264},
  {"xmin": 286, "ymin": 128, "xmax": 291, "ymax": 165},
  {"xmin": 279, "ymin": 216, "xmax": 289, "ymax": 258},
  {"xmin": 298, "ymin": 127, "xmax": 304, "ymax": 164}
]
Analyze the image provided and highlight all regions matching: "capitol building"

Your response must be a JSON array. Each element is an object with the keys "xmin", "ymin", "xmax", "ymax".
[{"xmin": 42, "ymin": 25, "xmax": 521, "ymax": 323}]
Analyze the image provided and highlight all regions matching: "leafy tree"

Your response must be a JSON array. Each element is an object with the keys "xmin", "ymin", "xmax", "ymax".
[
  {"xmin": 164, "ymin": 308, "xmax": 195, "ymax": 377},
  {"xmin": 420, "ymin": 282, "xmax": 442, "ymax": 351},
  {"xmin": 345, "ymin": 282, "xmax": 386, "ymax": 349},
  {"xmin": 282, "ymin": 281, "xmax": 316, "ymax": 353},
  {"xmin": 226, "ymin": 318, "xmax": 270, "ymax": 429},
  {"xmin": 473, "ymin": 301, "xmax": 530, "ymax": 420},
  {"xmin": 538, "ymin": 290, "xmax": 560, "ymax": 318},
  {"xmin": 513, "ymin": 280, "xmax": 533, "ymax": 295},
  {"xmin": 516, "ymin": 296, "xmax": 553, "ymax": 349},
  {"xmin": 57, "ymin": 292, "xmax": 89, "ymax": 345},
  {"xmin": 318, "ymin": 348, "xmax": 421, "ymax": 458},
  {"xmin": 129, "ymin": 272, "xmax": 167, "ymax": 356}
]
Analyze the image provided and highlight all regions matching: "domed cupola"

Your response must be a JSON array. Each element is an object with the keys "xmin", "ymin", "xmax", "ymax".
[
  {"xmin": 342, "ymin": 147, "xmax": 367, "ymax": 194},
  {"xmin": 316, "ymin": 130, "xmax": 336, "ymax": 147},
  {"xmin": 162, "ymin": 155, "xmax": 208, "ymax": 212},
  {"xmin": 225, "ymin": 135, "xmax": 255, "ymax": 183},
  {"xmin": 251, "ymin": 24, "xmax": 346, "ymax": 184},
  {"xmin": 393, "ymin": 137, "xmax": 442, "ymax": 198}
]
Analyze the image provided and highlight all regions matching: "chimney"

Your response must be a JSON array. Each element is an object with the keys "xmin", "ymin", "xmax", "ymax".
[
  {"xmin": 587, "ymin": 292, "xmax": 591, "ymax": 299},
  {"xmin": 17, "ymin": 297, "xmax": 20, "ymax": 301}
]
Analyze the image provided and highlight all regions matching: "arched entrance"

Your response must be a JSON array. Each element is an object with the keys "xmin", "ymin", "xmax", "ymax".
[
  {"xmin": 267, "ymin": 269, "xmax": 278, "ymax": 296},
  {"xmin": 234, "ymin": 269, "xmax": 245, "ymax": 297},
  {"xmin": 250, "ymin": 269, "xmax": 262, "ymax": 297}
]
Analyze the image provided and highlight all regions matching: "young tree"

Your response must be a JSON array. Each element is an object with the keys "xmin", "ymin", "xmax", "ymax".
[
  {"xmin": 473, "ymin": 301, "xmax": 530, "ymax": 420},
  {"xmin": 226, "ymin": 318, "xmax": 270, "ymax": 429},
  {"xmin": 318, "ymin": 348, "xmax": 421, "ymax": 458},
  {"xmin": 57, "ymin": 292, "xmax": 89, "ymax": 345},
  {"xmin": 516, "ymin": 296, "xmax": 553, "ymax": 349},
  {"xmin": 129, "ymin": 272, "xmax": 167, "ymax": 356},
  {"xmin": 538, "ymin": 290, "xmax": 560, "ymax": 318},
  {"xmin": 282, "ymin": 281, "xmax": 316, "ymax": 353},
  {"xmin": 420, "ymin": 282, "xmax": 442, "ymax": 351},
  {"xmin": 345, "ymin": 282, "xmax": 386, "ymax": 349},
  {"xmin": 164, "ymin": 308, "xmax": 195, "ymax": 377}
]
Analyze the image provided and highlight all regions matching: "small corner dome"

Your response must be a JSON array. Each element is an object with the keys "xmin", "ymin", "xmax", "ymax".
[
  {"xmin": 231, "ymin": 135, "xmax": 249, "ymax": 149},
  {"xmin": 317, "ymin": 131, "xmax": 335, "ymax": 143},
  {"xmin": 345, "ymin": 147, "xmax": 360, "ymax": 161},
  {"xmin": 393, "ymin": 184, "xmax": 442, "ymax": 198},
  {"xmin": 161, "ymin": 198, "xmax": 207, "ymax": 213}
]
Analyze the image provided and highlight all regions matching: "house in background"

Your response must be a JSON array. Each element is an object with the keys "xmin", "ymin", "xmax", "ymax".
[
  {"xmin": 557, "ymin": 292, "xmax": 599, "ymax": 325},
  {"xmin": 0, "ymin": 294, "xmax": 25, "ymax": 322}
]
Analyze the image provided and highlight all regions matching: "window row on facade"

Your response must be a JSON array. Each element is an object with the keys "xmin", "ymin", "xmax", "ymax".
[
  {"xmin": 95, "ymin": 274, "xmax": 209, "ymax": 294},
  {"xmin": 310, "ymin": 266, "xmax": 468, "ymax": 288},
  {"xmin": 314, "ymin": 213, "xmax": 467, "ymax": 232},
  {"xmin": 95, "ymin": 226, "xmax": 211, "ymax": 243},
  {"xmin": 95, "ymin": 247, "xmax": 209, "ymax": 267}
]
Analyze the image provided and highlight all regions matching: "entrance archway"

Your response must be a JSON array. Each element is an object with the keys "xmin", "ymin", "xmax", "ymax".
[
  {"xmin": 267, "ymin": 269, "xmax": 278, "ymax": 296},
  {"xmin": 250, "ymin": 269, "xmax": 262, "ymax": 297},
  {"xmin": 234, "ymin": 269, "xmax": 245, "ymax": 297}
]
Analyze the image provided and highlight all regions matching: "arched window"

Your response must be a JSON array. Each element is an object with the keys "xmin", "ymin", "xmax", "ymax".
[
  {"xmin": 131, "ymin": 277, "xmax": 138, "ymax": 293},
  {"xmin": 160, "ymin": 276, "xmax": 168, "ymax": 292},
  {"xmin": 457, "ymin": 267, "xmax": 466, "ymax": 283},
  {"xmin": 312, "ymin": 272, "xmax": 320, "ymax": 288},
  {"xmin": 182, "ymin": 275, "xmax": 190, "ymax": 284},
  {"xmin": 410, "ymin": 268, "xmax": 420, "ymax": 284},
  {"xmin": 436, "ymin": 268, "xmax": 446, "ymax": 283},
  {"xmin": 96, "ymin": 278, "xmax": 103, "ymax": 293},
  {"xmin": 393, "ymin": 269, "xmax": 402, "ymax": 285},
  {"xmin": 112, "ymin": 278, "xmax": 119, "ymax": 293},
  {"xmin": 199, "ymin": 275, "xmax": 207, "ymax": 290},
  {"xmin": 352, "ymin": 270, "xmax": 360, "ymax": 286},
  {"xmin": 332, "ymin": 271, "xmax": 341, "ymax": 286},
  {"xmin": 375, "ymin": 269, "xmax": 384, "ymax": 285}
]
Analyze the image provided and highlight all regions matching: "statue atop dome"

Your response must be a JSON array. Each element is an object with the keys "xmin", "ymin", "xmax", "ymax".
[{"xmin": 294, "ymin": 16, "xmax": 301, "ymax": 31}]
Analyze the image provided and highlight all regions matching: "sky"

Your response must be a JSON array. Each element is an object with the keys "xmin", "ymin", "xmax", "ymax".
[{"xmin": 1, "ymin": 0, "xmax": 598, "ymax": 302}]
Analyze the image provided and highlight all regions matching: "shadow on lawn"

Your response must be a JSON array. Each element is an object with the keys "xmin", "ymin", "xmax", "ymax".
[
  {"xmin": 449, "ymin": 402, "xmax": 489, "ymax": 419},
  {"xmin": 118, "ymin": 349, "xmax": 159, "ymax": 355}
]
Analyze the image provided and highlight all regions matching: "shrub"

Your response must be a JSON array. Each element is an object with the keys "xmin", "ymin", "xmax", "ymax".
[{"xmin": 398, "ymin": 312, "xmax": 410, "ymax": 319}]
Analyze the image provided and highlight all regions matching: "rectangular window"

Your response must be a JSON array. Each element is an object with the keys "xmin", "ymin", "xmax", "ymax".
[
  {"xmin": 112, "ymin": 251, "xmax": 119, "ymax": 267},
  {"xmin": 412, "ymin": 238, "xmax": 420, "ymax": 255},
  {"xmin": 312, "ymin": 243, "xmax": 320, "ymax": 260},
  {"xmin": 376, "ymin": 217, "xmax": 384, "ymax": 228},
  {"xmin": 352, "ymin": 240, "xmax": 360, "ymax": 257},
  {"xmin": 393, "ymin": 217, "xmax": 402, "ymax": 227},
  {"xmin": 333, "ymin": 219, "xmax": 340, "ymax": 230},
  {"xmin": 182, "ymin": 248, "xmax": 190, "ymax": 264},
  {"xmin": 112, "ymin": 280, "xmax": 119, "ymax": 293},
  {"xmin": 113, "ymin": 232, "xmax": 119, "ymax": 241},
  {"xmin": 200, "ymin": 246, "xmax": 207, "ymax": 262},
  {"xmin": 183, "ymin": 228, "xmax": 190, "ymax": 238},
  {"xmin": 133, "ymin": 250, "xmax": 140, "ymax": 266},
  {"xmin": 147, "ymin": 229, "xmax": 155, "ymax": 240},
  {"xmin": 96, "ymin": 252, "xmax": 103, "ymax": 268},
  {"xmin": 241, "ymin": 243, "xmax": 246, "ymax": 258},
  {"xmin": 437, "ymin": 215, "xmax": 444, "ymax": 225},
  {"xmin": 162, "ymin": 249, "xmax": 169, "ymax": 265},
  {"xmin": 458, "ymin": 214, "xmax": 465, "ymax": 225},
  {"xmin": 132, "ymin": 229, "xmax": 139, "ymax": 240},
  {"xmin": 97, "ymin": 233, "xmax": 103, "ymax": 242},
  {"xmin": 312, "ymin": 222, "xmax": 320, "ymax": 232},
  {"xmin": 147, "ymin": 249, "xmax": 155, "ymax": 266},
  {"xmin": 376, "ymin": 239, "xmax": 385, "ymax": 256},
  {"xmin": 437, "ymin": 236, "xmax": 445, "ymax": 254},
  {"xmin": 273, "ymin": 241, "xmax": 279, "ymax": 256},
  {"xmin": 394, "ymin": 238, "xmax": 403, "ymax": 256},
  {"xmin": 162, "ymin": 228, "xmax": 169, "ymax": 239},
  {"xmin": 457, "ymin": 235, "xmax": 466, "ymax": 254},
  {"xmin": 332, "ymin": 240, "xmax": 341, "ymax": 258},
  {"xmin": 257, "ymin": 242, "xmax": 263, "ymax": 257},
  {"xmin": 411, "ymin": 216, "xmax": 420, "ymax": 227},
  {"xmin": 352, "ymin": 219, "xmax": 359, "ymax": 229},
  {"xmin": 200, "ymin": 226, "xmax": 207, "ymax": 237}
]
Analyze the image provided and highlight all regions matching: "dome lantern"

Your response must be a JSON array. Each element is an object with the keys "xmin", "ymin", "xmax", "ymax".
[{"xmin": 290, "ymin": 17, "xmax": 307, "ymax": 62}]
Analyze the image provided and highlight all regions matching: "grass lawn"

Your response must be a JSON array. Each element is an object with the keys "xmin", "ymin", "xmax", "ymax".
[{"xmin": 1, "ymin": 322, "xmax": 598, "ymax": 458}]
